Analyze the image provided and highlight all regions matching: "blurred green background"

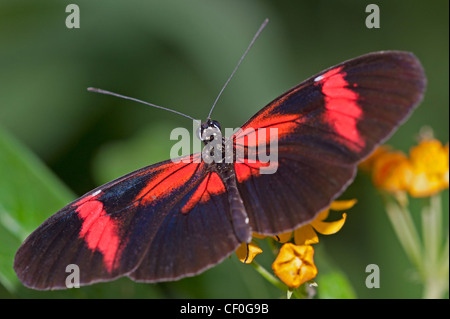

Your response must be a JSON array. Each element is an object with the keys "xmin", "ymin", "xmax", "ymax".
[{"xmin": 0, "ymin": 0, "xmax": 448, "ymax": 298}]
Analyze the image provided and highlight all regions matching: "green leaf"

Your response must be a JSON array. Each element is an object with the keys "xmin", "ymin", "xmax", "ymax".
[
  {"xmin": 316, "ymin": 271, "xmax": 357, "ymax": 299},
  {"xmin": 0, "ymin": 126, "xmax": 75, "ymax": 293},
  {"xmin": 314, "ymin": 245, "xmax": 357, "ymax": 299}
]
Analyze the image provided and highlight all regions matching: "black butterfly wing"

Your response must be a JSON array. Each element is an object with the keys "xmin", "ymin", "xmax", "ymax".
[
  {"xmin": 14, "ymin": 154, "xmax": 239, "ymax": 289},
  {"xmin": 233, "ymin": 51, "xmax": 426, "ymax": 235}
]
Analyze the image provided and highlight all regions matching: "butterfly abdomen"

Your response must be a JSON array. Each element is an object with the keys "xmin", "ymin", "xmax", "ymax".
[{"xmin": 215, "ymin": 163, "xmax": 252, "ymax": 243}]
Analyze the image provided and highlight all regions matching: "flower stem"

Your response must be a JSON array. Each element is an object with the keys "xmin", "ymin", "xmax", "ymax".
[
  {"xmin": 422, "ymin": 194, "xmax": 448, "ymax": 299},
  {"xmin": 422, "ymin": 194, "xmax": 441, "ymax": 271},
  {"xmin": 386, "ymin": 193, "xmax": 448, "ymax": 298},
  {"xmin": 251, "ymin": 261, "xmax": 285, "ymax": 290},
  {"xmin": 385, "ymin": 199, "xmax": 425, "ymax": 277},
  {"xmin": 440, "ymin": 234, "xmax": 449, "ymax": 293},
  {"xmin": 441, "ymin": 234, "xmax": 449, "ymax": 278}
]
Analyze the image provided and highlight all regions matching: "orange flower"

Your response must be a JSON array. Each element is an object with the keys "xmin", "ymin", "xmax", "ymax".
[
  {"xmin": 371, "ymin": 150, "xmax": 413, "ymax": 194},
  {"xmin": 272, "ymin": 243, "xmax": 317, "ymax": 288},
  {"xmin": 359, "ymin": 145, "xmax": 392, "ymax": 172}
]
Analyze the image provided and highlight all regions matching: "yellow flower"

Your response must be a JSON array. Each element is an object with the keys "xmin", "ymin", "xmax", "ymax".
[
  {"xmin": 445, "ymin": 143, "xmax": 449, "ymax": 185},
  {"xmin": 235, "ymin": 241, "xmax": 263, "ymax": 264},
  {"xmin": 235, "ymin": 232, "xmax": 292, "ymax": 264},
  {"xmin": 273, "ymin": 231, "xmax": 293, "ymax": 243},
  {"xmin": 294, "ymin": 199, "xmax": 356, "ymax": 245},
  {"xmin": 363, "ymin": 139, "xmax": 449, "ymax": 198},
  {"xmin": 272, "ymin": 243, "xmax": 317, "ymax": 288},
  {"xmin": 371, "ymin": 150, "xmax": 413, "ymax": 194},
  {"xmin": 408, "ymin": 139, "xmax": 449, "ymax": 197},
  {"xmin": 236, "ymin": 200, "xmax": 355, "ymax": 264}
]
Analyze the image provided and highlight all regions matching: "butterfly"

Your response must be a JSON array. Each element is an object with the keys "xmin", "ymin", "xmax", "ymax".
[{"xmin": 14, "ymin": 23, "xmax": 426, "ymax": 290}]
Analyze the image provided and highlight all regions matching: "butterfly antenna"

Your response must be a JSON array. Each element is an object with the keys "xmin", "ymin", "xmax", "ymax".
[
  {"xmin": 87, "ymin": 87, "xmax": 199, "ymax": 123},
  {"xmin": 207, "ymin": 18, "xmax": 269, "ymax": 120}
]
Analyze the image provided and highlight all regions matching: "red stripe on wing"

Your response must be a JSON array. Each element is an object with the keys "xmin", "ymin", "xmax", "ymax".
[
  {"xmin": 74, "ymin": 192, "xmax": 122, "ymax": 273},
  {"xmin": 236, "ymin": 114, "xmax": 300, "ymax": 143},
  {"xmin": 135, "ymin": 155, "xmax": 202, "ymax": 205},
  {"xmin": 234, "ymin": 115, "xmax": 294, "ymax": 183},
  {"xmin": 315, "ymin": 67, "xmax": 364, "ymax": 150},
  {"xmin": 235, "ymin": 159, "xmax": 279, "ymax": 183},
  {"xmin": 235, "ymin": 161, "xmax": 262, "ymax": 182},
  {"xmin": 181, "ymin": 172, "xmax": 226, "ymax": 214}
]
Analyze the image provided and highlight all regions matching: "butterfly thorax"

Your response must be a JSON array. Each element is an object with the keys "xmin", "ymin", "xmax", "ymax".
[{"xmin": 198, "ymin": 119, "xmax": 234, "ymax": 165}]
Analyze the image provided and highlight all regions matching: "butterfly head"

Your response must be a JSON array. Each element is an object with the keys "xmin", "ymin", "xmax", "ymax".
[{"xmin": 197, "ymin": 119, "xmax": 222, "ymax": 143}]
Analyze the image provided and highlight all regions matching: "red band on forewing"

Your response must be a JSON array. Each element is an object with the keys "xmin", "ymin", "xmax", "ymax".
[
  {"xmin": 235, "ymin": 161, "xmax": 259, "ymax": 183},
  {"xmin": 234, "ymin": 121, "xmax": 286, "ymax": 183},
  {"xmin": 317, "ymin": 67, "xmax": 364, "ymax": 150},
  {"xmin": 235, "ymin": 159, "xmax": 275, "ymax": 183},
  {"xmin": 236, "ymin": 114, "xmax": 299, "ymax": 142},
  {"xmin": 136, "ymin": 162, "xmax": 200, "ymax": 205},
  {"xmin": 74, "ymin": 193, "xmax": 121, "ymax": 273},
  {"xmin": 181, "ymin": 172, "xmax": 225, "ymax": 214}
]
